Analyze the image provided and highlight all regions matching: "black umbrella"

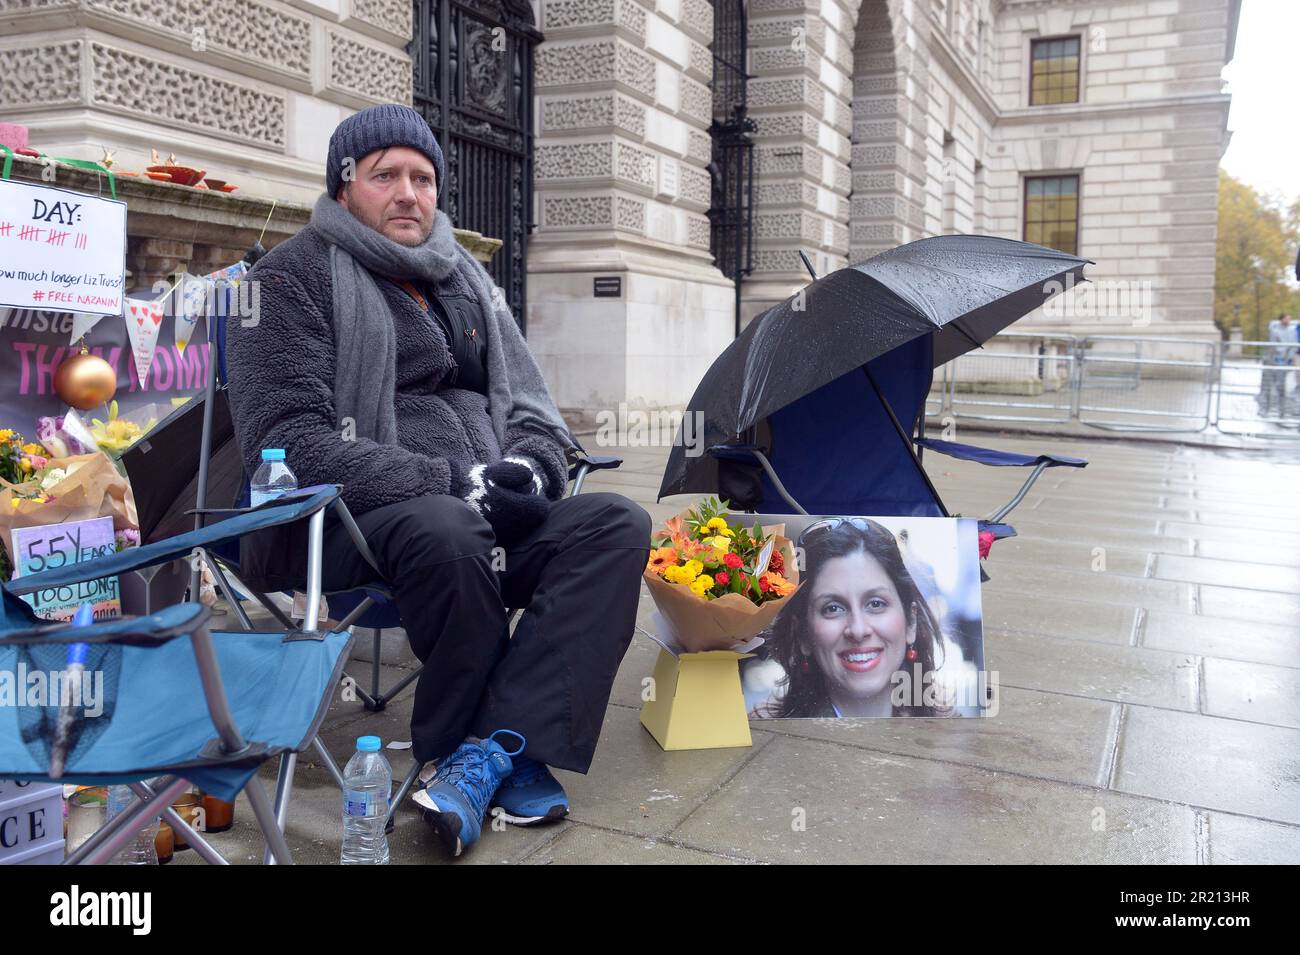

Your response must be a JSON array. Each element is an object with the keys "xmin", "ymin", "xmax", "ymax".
[{"xmin": 658, "ymin": 234, "xmax": 1089, "ymax": 501}]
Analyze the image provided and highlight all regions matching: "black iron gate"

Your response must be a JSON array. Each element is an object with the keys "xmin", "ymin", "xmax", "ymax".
[
  {"xmin": 707, "ymin": 0, "xmax": 756, "ymax": 338},
  {"xmin": 410, "ymin": 0, "xmax": 541, "ymax": 329}
]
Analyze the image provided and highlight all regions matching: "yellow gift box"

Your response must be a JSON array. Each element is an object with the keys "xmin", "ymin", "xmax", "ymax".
[{"xmin": 638, "ymin": 612, "xmax": 760, "ymax": 752}]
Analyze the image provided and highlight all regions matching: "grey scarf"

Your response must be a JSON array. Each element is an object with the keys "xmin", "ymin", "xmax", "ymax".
[{"xmin": 310, "ymin": 193, "xmax": 576, "ymax": 454}]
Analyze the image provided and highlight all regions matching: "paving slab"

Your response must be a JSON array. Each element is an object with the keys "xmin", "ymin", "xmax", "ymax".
[
  {"xmin": 670, "ymin": 735, "xmax": 1198, "ymax": 864},
  {"xmin": 1203, "ymin": 813, "xmax": 1300, "ymax": 865},
  {"xmin": 752, "ymin": 686, "xmax": 1117, "ymax": 787},
  {"xmin": 982, "ymin": 562, "xmax": 1194, "ymax": 613},
  {"xmin": 1201, "ymin": 657, "xmax": 1300, "ymax": 729},
  {"xmin": 1152, "ymin": 553, "xmax": 1300, "ymax": 592},
  {"xmin": 980, "ymin": 591, "xmax": 1139, "ymax": 645},
  {"xmin": 1140, "ymin": 609, "xmax": 1300, "ymax": 667},
  {"xmin": 1113, "ymin": 707, "xmax": 1300, "ymax": 825},
  {"xmin": 553, "ymin": 705, "xmax": 774, "ymax": 839},
  {"xmin": 522, "ymin": 825, "xmax": 744, "ymax": 865},
  {"xmin": 1197, "ymin": 583, "xmax": 1300, "ymax": 629},
  {"xmin": 988, "ymin": 631, "xmax": 1199, "ymax": 710}
]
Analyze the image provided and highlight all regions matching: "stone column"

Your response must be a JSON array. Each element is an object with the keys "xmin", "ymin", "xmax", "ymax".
[
  {"xmin": 741, "ymin": 0, "xmax": 853, "ymax": 327},
  {"xmin": 526, "ymin": 0, "xmax": 734, "ymax": 424}
]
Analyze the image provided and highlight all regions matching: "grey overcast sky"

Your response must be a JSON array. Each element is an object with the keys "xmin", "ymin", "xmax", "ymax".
[{"xmin": 1220, "ymin": 0, "xmax": 1299, "ymax": 204}]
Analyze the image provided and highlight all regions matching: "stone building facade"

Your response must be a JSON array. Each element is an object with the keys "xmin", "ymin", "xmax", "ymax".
[{"xmin": 1, "ymin": 0, "xmax": 1240, "ymax": 419}]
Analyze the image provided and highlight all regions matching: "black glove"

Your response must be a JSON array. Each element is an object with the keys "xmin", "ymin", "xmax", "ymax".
[
  {"xmin": 451, "ymin": 458, "xmax": 549, "ymax": 545},
  {"xmin": 486, "ymin": 456, "xmax": 546, "ymax": 496}
]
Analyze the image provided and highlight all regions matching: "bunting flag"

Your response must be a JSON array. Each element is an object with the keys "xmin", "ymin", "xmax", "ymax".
[
  {"xmin": 68, "ymin": 312, "xmax": 106, "ymax": 344},
  {"xmin": 123, "ymin": 295, "xmax": 164, "ymax": 387},
  {"xmin": 175, "ymin": 273, "xmax": 208, "ymax": 353}
]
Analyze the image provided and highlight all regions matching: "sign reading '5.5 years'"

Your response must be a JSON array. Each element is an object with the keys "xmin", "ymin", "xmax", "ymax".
[{"xmin": 0, "ymin": 178, "xmax": 126, "ymax": 316}]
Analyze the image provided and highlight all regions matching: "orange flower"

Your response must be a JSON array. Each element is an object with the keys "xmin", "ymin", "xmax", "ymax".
[
  {"xmin": 662, "ymin": 515, "xmax": 686, "ymax": 540},
  {"xmin": 646, "ymin": 546, "xmax": 678, "ymax": 575},
  {"xmin": 761, "ymin": 571, "xmax": 796, "ymax": 598}
]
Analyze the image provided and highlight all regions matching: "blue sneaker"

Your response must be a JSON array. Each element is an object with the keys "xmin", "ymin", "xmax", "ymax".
[
  {"xmin": 490, "ymin": 756, "xmax": 570, "ymax": 826},
  {"xmin": 413, "ymin": 730, "xmax": 524, "ymax": 856}
]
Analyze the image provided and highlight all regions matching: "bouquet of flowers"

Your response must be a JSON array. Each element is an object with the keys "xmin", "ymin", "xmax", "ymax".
[
  {"xmin": 644, "ymin": 496, "xmax": 799, "ymax": 652},
  {"xmin": 0, "ymin": 431, "xmax": 139, "ymax": 582}
]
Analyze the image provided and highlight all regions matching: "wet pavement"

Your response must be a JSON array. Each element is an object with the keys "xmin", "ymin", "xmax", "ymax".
[{"xmin": 183, "ymin": 430, "xmax": 1300, "ymax": 865}]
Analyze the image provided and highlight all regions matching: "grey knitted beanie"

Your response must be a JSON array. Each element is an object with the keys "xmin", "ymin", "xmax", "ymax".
[{"xmin": 326, "ymin": 103, "xmax": 445, "ymax": 198}]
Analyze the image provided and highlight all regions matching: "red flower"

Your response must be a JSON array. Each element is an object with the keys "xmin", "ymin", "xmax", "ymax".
[
  {"xmin": 723, "ymin": 552, "xmax": 743, "ymax": 569},
  {"xmin": 714, "ymin": 571, "xmax": 730, "ymax": 586},
  {"xmin": 769, "ymin": 549, "xmax": 785, "ymax": 574},
  {"xmin": 978, "ymin": 530, "xmax": 995, "ymax": 560},
  {"xmin": 758, "ymin": 575, "xmax": 771, "ymax": 592}
]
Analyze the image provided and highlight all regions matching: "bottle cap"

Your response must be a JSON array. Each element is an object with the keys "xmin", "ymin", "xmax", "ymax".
[
  {"xmin": 261, "ymin": 448, "xmax": 286, "ymax": 462},
  {"xmin": 356, "ymin": 736, "xmax": 381, "ymax": 752}
]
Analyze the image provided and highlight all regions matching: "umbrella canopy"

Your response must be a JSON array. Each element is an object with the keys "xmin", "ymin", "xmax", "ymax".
[{"xmin": 658, "ymin": 235, "xmax": 1088, "ymax": 505}]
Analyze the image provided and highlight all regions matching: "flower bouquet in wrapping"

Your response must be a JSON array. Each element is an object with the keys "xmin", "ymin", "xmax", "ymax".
[
  {"xmin": 0, "ymin": 432, "xmax": 139, "ymax": 581},
  {"xmin": 644, "ymin": 496, "xmax": 799, "ymax": 652}
]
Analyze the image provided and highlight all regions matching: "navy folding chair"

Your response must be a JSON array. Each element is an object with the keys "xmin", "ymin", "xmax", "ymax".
[{"xmin": 701, "ymin": 335, "xmax": 1087, "ymax": 529}]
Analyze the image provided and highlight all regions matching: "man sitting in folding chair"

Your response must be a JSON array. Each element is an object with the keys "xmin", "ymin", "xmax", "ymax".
[{"xmin": 225, "ymin": 104, "xmax": 651, "ymax": 857}]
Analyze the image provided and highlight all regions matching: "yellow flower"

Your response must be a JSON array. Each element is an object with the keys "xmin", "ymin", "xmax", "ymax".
[
  {"xmin": 20, "ymin": 443, "xmax": 42, "ymax": 456},
  {"xmin": 684, "ymin": 559, "xmax": 703, "ymax": 578},
  {"xmin": 706, "ymin": 535, "xmax": 731, "ymax": 554},
  {"xmin": 19, "ymin": 458, "xmax": 32, "ymax": 472},
  {"xmin": 663, "ymin": 564, "xmax": 695, "ymax": 586},
  {"xmin": 705, "ymin": 517, "xmax": 735, "ymax": 537},
  {"xmin": 0, "ymin": 429, "xmax": 14, "ymax": 443},
  {"xmin": 689, "ymin": 574, "xmax": 714, "ymax": 598}
]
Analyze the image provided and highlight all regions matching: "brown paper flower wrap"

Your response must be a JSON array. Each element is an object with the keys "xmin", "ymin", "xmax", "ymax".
[
  {"xmin": 0, "ymin": 453, "xmax": 139, "ymax": 570},
  {"xmin": 644, "ymin": 498, "xmax": 800, "ymax": 653}
]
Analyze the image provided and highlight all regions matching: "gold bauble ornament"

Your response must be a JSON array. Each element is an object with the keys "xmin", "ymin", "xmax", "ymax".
[{"xmin": 54, "ymin": 346, "xmax": 117, "ymax": 410}]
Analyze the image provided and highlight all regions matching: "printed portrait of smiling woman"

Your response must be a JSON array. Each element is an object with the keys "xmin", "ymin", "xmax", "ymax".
[{"xmin": 752, "ymin": 517, "xmax": 948, "ymax": 719}]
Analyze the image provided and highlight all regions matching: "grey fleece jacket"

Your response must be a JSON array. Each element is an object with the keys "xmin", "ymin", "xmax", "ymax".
[{"xmin": 225, "ymin": 225, "xmax": 568, "ymax": 516}]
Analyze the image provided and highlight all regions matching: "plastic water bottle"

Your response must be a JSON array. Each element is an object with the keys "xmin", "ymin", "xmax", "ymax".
[
  {"xmin": 105, "ymin": 784, "xmax": 159, "ymax": 865},
  {"xmin": 340, "ymin": 736, "xmax": 391, "ymax": 865},
  {"xmin": 250, "ymin": 448, "xmax": 297, "ymax": 506}
]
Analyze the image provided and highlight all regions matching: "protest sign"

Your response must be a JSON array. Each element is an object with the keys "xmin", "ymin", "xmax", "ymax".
[
  {"xmin": 0, "ymin": 179, "xmax": 126, "ymax": 316},
  {"xmin": 9, "ymin": 515, "xmax": 121, "ymax": 621}
]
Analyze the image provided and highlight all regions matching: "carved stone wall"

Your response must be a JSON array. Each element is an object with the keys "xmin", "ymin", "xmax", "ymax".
[
  {"xmin": 349, "ymin": 0, "xmax": 412, "ymax": 41},
  {"xmin": 89, "ymin": 41, "xmax": 287, "ymax": 148},
  {"xmin": 0, "ymin": 41, "xmax": 82, "ymax": 107},
  {"xmin": 327, "ymin": 29, "xmax": 412, "ymax": 106},
  {"xmin": 84, "ymin": 0, "xmax": 312, "ymax": 79}
]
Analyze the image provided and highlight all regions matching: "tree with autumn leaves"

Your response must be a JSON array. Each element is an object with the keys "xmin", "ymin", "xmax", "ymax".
[{"xmin": 1214, "ymin": 169, "xmax": 1300, "ymax": 342}]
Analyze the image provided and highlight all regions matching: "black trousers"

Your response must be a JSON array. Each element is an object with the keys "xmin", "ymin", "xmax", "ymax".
[{"xmin": 317, "ymin": 491, "xmax": 650, "ymax": 772}]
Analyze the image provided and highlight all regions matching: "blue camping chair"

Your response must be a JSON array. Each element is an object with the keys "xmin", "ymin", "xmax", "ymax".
[
  {"xmin": 0, "ymin": 486, "xmax": 352, "ymax": 865},
  {"xmin": 705, "ymin": 335, "xmax": 1087, "ymax": 526}
]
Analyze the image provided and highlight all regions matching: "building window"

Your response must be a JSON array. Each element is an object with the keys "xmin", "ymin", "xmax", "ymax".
[
  {"xmin": 1029, "ymin": 36, "xmax": 1080, "ymax": 105},
  {"xmin": 1024, "ymin": 175, "xmax": 1079, "ymax": 255}
]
